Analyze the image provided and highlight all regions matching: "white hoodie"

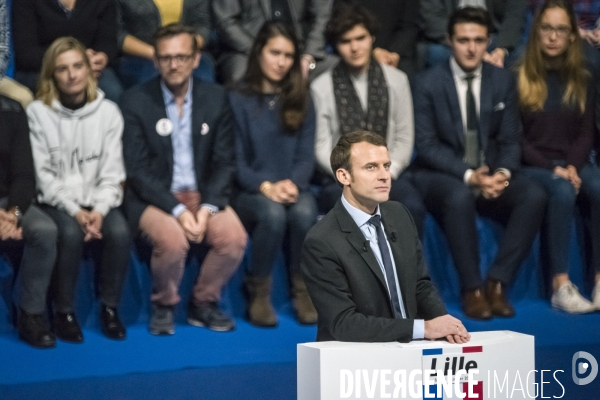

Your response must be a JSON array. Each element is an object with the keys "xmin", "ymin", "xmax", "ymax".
[{"xmin": 27, "ymin": 90, "xmax": 125, "ymax": 217}]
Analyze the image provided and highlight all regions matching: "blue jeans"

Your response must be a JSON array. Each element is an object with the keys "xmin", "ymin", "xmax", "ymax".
[
  {"xmin": 232, "ymin": 191, "xmax": 318, "ymax": 278},
  {"xmin": 116, "ymin": 52, "xmax": 216, "ymax": 89},
  {"xmin": 521, "ymin": 164, "xmax": 600, "ymax": 275}
]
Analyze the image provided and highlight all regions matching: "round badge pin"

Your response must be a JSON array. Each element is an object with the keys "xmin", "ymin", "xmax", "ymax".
[
  {"xmin": 201, "ymin": 123, "xmax": 210, "ymax": 135},
  {"xmin": 156, "ymin": 118, "xmax": 173, "ymax": 136}
]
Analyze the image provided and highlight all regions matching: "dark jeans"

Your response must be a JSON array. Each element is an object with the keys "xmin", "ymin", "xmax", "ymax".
[
  {"xmin": 15, "ymin": 67, "xmax": 124, "ymax": 103},
  {"xmin": 116, "ymin": 53, "xmax": 216, "ymax": 89},
  {"xmin": 40, "ymin": 205, "xmax": 130, "ymax": 313},
  {"xmin": 521, "ymin": 164, "xmax": 600, "ymax": 275},
  {"xmin": 412, "ymin": 170, "xmax": 547, "ymax": 290},
  {"xmin": 318, "ymin": 170, "xmax": 427, "ymax": 238},
  {"xmin": 2, "ymin": 204, "xmax": 58, "ymax": 314},
  {"xmin": 232, "ymin": 191, "xmax": 318, "ymax": 278}
]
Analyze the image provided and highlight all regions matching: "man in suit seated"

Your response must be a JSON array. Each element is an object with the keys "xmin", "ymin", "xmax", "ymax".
[
  {"xmin": 120, "ymin": 23, "xmax": 247, "ymax": 335},
  {"xmin": 411, "ymin": 7, "xmax": 546, "ymax": 320},
  {"xmin": 301, "ymin": 131, "xmax": 470, "ymax": 343}
]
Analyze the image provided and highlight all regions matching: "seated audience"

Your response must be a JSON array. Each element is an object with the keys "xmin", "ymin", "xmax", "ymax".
[
  {"xmin": 412, "ymin": 7, "xmax": 546, "ymax": 320},
  {"xmin": 12, "ymin": 0, "xmax": 123, "ymax": 103},
  {"xmin": 518, "ymin": 0, "xmax": 600, "ymax": 313},
  {"xmin": 421, "ymin": 0, "xmax": 527, "ymax": 68},
  {"xmin": 28, "ymin": 37, "xmax": 130, "ymax": 343},
  {"xmin": 0, "ymin": 2, "xmax": 33, "ymax": 108},
  {"xmin": 0, "ymin": 95, "xmax": 56, "ymax": 348},
  {"xmin": 212, "ymin": 0, "xmax": 336, "ymax": 84},
  {"xmin": 115, "ymin": 0, "xmax": 215, "ymax": 88},
  {"xmin": 120, "ymin": 24, "xmax": 247, "ymax": 336},
  {"xmin": 311, "ymin": 3, "xmax": 426, "ymax": 236},
  {"xmin": 229, "ymin": 22, "xmax": 318, "ymax": 327},
  {"xmin": 334, "ymin": 0, "xmax": 421, "ymax": 79}
]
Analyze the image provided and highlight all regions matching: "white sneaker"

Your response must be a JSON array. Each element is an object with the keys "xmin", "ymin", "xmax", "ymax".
[
  {"xmin": 592, "ymin": 281, "xmax": 600, "ymax": 310},
  {"xmin": 551, "ymin": 281, "xmax": 595, "ymax": 314}
]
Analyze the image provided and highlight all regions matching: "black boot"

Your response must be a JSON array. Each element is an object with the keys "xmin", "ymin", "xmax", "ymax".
[
  {"xmin": 99, "ymin": 305, "xmax": 126, "ymax": 340},
  {"xmin": 18, "ymin": 310, "xmax": 56, "ymax": 349},
  {"xmin": 53, "ymin": 312, "xmax": 83, "ymax": 343}
]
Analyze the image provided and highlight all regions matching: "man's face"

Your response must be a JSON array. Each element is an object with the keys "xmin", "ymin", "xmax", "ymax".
[
  {"xmin": 53, "ymin": 49, "xmax": 89, "ymax": 100},
  {"xmin": 336, "ymin": 24, "xmax": 374, "ymax": 72},
  {"xmin": 338, "ymin": 142, "xmax": 391, "ymax": 211},
  {"xmin": 448, "ymin": 23, "xmax": 489, "ymax": 72},
  {"xmin": 154, "ymin": 34, "xmax": 200, "ymax": 88}
]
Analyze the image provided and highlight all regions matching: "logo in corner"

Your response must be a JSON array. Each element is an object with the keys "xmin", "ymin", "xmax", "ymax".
[{"xmin": 572, "ymin": 351, "xmax": 598, "ymax": 385}]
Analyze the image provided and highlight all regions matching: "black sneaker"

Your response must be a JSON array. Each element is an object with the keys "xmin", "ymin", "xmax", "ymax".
[
  {"xmin": 187, "ymin": 301, "xmax": 235, "ymax": 332},
  {"xmin": 149, "ymin": 304, "xmax": 175, "ymax": 335}
]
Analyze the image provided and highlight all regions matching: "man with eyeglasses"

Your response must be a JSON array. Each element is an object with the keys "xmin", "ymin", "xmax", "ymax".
[
  {"xmin": 120, "ymin": 23, "xmax": 247, "ymax": 336},
  {"xmin": 411, "ymin": 7, "xmax": 546, "ymax": 320}
]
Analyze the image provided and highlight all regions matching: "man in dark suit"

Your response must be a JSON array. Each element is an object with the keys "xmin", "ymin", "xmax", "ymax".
[
  {"xmin": 301, "ymin": 131, "xmax": 470, "ymax": 343},
  {"xmin": 212, "ymin": 0, "xmax": 336, "ymax": 83},
  {"xmin": 412, "ymin": 7, "xmax": 545, "ymax": 320},
  {"xmin": 120, "ymin": 23, "xmax": 247, "ymax": 335},
  {"xmin": 421, "ymin": 0, "xmax": 527, "ymax": 67}
]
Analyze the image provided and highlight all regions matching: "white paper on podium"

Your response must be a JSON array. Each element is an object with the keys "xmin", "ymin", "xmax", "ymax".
[{"xmin": 298, "ymin": 330, "xmax": 535, "ymax": 400}]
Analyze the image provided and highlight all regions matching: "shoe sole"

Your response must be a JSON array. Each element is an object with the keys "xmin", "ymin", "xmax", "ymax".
[
  {"xmin": 187, "ymin": 317, "xmax": 235, "ymax": 332},
  {"xmin": 551, "ymin": 302, "xmax": 596, "ymax": 314},
  {"xmin": 149, "ymin": 327, "xmax": 175, "ymax": 335},
  {"xmin": 18, "ymin": 334, "xmax": 56, "ymax": 349}
]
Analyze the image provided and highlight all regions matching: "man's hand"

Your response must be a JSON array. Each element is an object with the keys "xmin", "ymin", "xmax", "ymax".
[
  {"xmin": 300, "ymin": 54, "xmax": 315, "ymax": 80},
  {"xmin": 372, "ymin": 47, "xmax": 400, "ymax": 68},
  {"xmin": 194, "ymin": 207, "xmax": 211, "ymax": 243},
  {"xmin": 85, "ymin": 49, "xmax": 108, "ymax": 79},
  {"xmin": 481, "ymin": 171, "xmax": 509, "ymax": 199},
  {"xmin": 424, "ymin": 314, "xmax": 471, "ymax": 344},
  {"xmin": 0, "ymin": 209, "xmax": 21, "ymax": 240},
  {"xmin": 178, "ymin": 209, "xmax": 202, "ymax": 243},
  {"xmin": 482, "ymin": 48, "xmax": 506, "ymax": 68}
]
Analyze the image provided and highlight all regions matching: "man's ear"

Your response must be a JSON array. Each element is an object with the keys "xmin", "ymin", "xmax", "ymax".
[{"xmin": 336, "ymin": 168, "xmax": 351, "ymax": 186}]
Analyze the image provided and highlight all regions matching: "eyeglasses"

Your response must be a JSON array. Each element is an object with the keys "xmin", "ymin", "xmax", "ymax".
[
  {"xmin": 156, "ymin": 53, "xmax": 195, "ymax": 66},
  {"xmin": 539, "ymin": 24, "xmax": 572, "ymax": 38}
]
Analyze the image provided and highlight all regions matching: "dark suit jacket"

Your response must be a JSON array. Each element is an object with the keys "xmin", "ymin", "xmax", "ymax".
[
  {"xmin": 212, "ymin": 0, "xmax": 332, "ymax": 59},
  {"xmin": 301, "ymin": 200, "xmax": 447, "ymax": 342},
  {"xmin": 413, "ymin": 61, "xmax": 520, "ymax": 179},
  {"xmin": 420, "ymin": 0, "xmax": 526, "ymax": 50},
  {"xmin": 120, "ymin": 77, "xmax": 234, "ymax": 230},
  {"xmin": 0, "ymin": 96, "xmax": 35, "ymax": 213}
]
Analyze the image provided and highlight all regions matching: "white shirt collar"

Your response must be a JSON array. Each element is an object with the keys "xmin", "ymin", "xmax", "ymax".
[
  {"xmin": 341, "ymin": 194, "xmax": 381, "ymax": 229},
  {"xmin": 450, "ymin": 57, "xmax": 482, "ymax": 81}
]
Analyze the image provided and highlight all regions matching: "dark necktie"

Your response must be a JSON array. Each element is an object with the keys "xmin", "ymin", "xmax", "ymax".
[
  {"xmin": 368, "ymin": 215, "xmax": 404, "ymax": 319},
  {"xmin": 465, "ymin": 74, "xmax": 480, "ymax": 168}
]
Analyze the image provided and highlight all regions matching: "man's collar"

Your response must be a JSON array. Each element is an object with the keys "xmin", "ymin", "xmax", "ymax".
[
  {"xmin": 341, "ymin": 194, "xmax": 381, "ymax": 228},
  {"xmin": 450, "ymin": 57, "xmax": 482, "ymax": 80},
  {"xmin": 160, "ymin": 78, "xmax": 193, "ymax": 105}
]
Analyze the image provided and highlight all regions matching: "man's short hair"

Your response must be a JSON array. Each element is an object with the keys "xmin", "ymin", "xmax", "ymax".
[
  {"xmin": 330, "ymin": 131, "xmax": 388, "ymax": 177},
  {"xmin": 325, "ymin": 2, "xmax": 378, "ymax": 49},
  {"xmin": 447, "ymin": 7, "xmax": 491, "ymax": 37},
  {"xmin": 152, "ymin": 23, "xmax": 198, "ymax": 54}
]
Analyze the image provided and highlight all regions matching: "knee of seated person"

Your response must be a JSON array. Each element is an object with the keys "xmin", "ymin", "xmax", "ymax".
[
  {"xmin": 153, "ymin": 228, "xmax": 189, "ymax": 260},
  {"xmin": 444, "ymin": 185, "xmax": 475, "ymax": 211},
  {"xmin": 259, "ymin": 202, "xmax": 288, "ymax": 232},
  {"xmin": 212, "ymin": 222, "xmax": 247, "ymax": 257},
  {"xmin": 22, "ymin": 216, "xmax": 58, "ymax": 244},
  {"xmin": 101, "ymin": 217, "xmax": 131, "ymax": 245},
  {"xmin": 551, "ymin": 178, "xmax": 578, "ymax": 205},
  {"xmin": 59, "ymin": 219, "xmax": 86, "ymax": 245}
]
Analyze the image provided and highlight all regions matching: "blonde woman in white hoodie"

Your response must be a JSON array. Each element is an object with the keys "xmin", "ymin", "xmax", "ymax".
[{"xmin": 27, "ymin": 37, "xmax": 130, "ymax": 343}]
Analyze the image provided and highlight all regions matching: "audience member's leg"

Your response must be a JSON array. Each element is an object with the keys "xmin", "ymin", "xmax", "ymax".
[
  {"xmin": 217, "ymin": 52, "xmax": 248, "ymax": 85},
  {"xmin": 578, "ymin": 164, "xmax": 600, "ymax": 302},
  {"xmin": 15, "ymin": 204, "xmax": 57, "ymax": 347},
  {"xmin": 139, "ymin": 206, "xmax": 189, "ymax": 306},
  {"xmin": 287, "ymin": 191, "xmax": 319, "ymax": 324},
  {"xmin": 97, "ymin": 67, "xmax": 124, "ymax": 103},
  {"xmin": 0, "ymin": 77, "xmax": 34, "ymax": 108},
  {"xmin": 389, "ymin": 171, "xmax": 427, "ymax": 238}
]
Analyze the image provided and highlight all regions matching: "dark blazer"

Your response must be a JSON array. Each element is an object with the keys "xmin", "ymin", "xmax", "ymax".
[
  {"xmin": 212, "ymin": 0, "xmax": 332, "ymax": 59},
  {"xmin": 120, "ymin": 77, "xmax": 234, "ymax": 230},
  {"xmin": 420, "ymin": 0, "xmax": 526, "ymax": 50},
  {"xmin": 301, "ymin": 200, "xmax": 447, "ymax": 343},
  {"xmin": 412, "ymin": 61, "xmax": 521, "ymax": 179},
  {"xmin": 0, "ymin": 96, "xmax": 35, "ymax": 213}
]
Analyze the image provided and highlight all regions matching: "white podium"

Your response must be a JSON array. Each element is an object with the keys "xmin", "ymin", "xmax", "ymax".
[{"xmin": 298, "ymin": 331, "xmax": 534, "ymax": 400}]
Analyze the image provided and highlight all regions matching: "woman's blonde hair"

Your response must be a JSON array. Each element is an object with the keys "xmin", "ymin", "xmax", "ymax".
[
  {"xmin": 517, "ymin": 0, "xmax": 589, "ymax": 113},
  {"xmin": 37, "ymin": 37, "xmax": 97, "ymax": 106}
]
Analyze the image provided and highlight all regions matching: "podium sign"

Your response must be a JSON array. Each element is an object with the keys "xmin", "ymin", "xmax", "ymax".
[{"xmin": 298, "ymin": 331, "xmax": 534, "ymax": 400}]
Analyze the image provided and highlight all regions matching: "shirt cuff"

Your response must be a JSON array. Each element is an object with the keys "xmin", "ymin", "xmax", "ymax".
[
  {"xmin": 200, "ymin": 203, "xmax": 219, "ymax": 214},
  {"xmin": 495, "ymin": 168, "xmax": 511, "ymax": 179},
  {"xmin": 172, "ymin": 203, "xmax": 187, "ymax": 218},
  {"xmin": 412, "ymin": 319, "xmax": 425, "ymax": 340},
  {"xmin": 463, "ymin": 169, "xmax": 474, "ymax": 186}
]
